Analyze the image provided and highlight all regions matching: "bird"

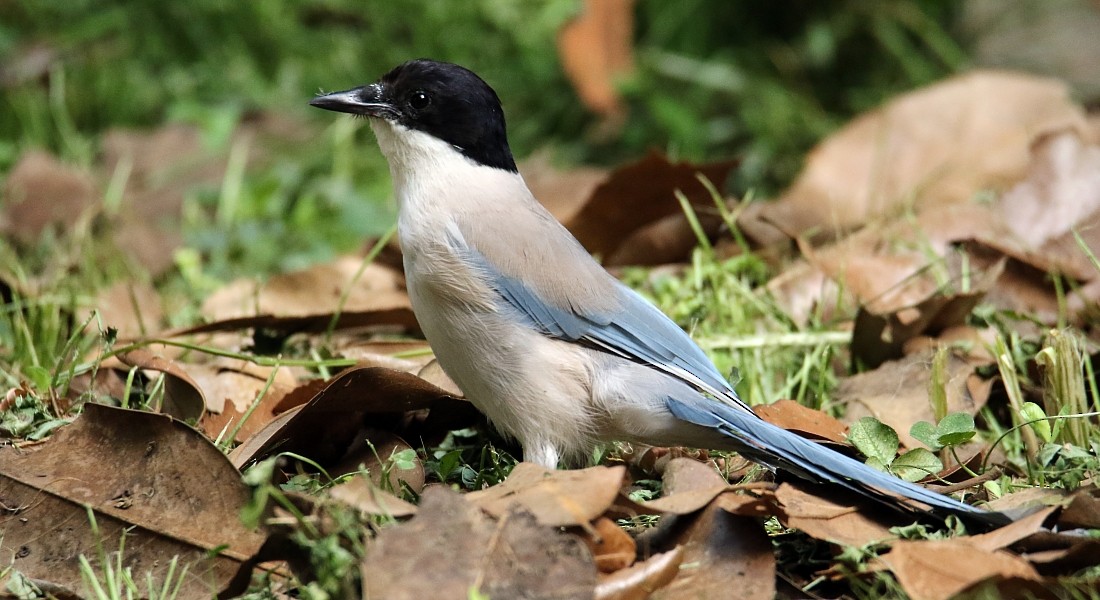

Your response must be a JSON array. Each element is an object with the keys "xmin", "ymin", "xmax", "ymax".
[{"xmin": 310, "ymin": 59, "xmax": 1007, "ymax": 528}]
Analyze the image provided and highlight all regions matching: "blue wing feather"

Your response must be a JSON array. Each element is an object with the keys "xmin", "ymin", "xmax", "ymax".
[
  {"xmin": 468, "ymin": 246, "xmax": 1007, "ymax": 527},
  {"xmin": 666, "ymin": 397, "xmax": 1008, "ymax": 526},
  {"xmin": 487, "ymin": 259, "xmax": 750, "ymax": 411}
]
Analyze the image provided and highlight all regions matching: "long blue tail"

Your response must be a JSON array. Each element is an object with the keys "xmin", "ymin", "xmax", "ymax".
[{"xmin": 666, "ymin": 397, "xmax": 1009, "ymax": 529}]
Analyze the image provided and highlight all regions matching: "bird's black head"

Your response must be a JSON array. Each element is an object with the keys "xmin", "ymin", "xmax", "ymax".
[{"xmin": 310, "ymin": 59, "xmax": 517, "ymax": 173}]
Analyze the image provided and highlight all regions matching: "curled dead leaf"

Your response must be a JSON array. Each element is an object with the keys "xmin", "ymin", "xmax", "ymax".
[
  {"xmin": 466, "ymin": 462, "xmax": 628, "ymax": 528},
  {"xmin": 116, "ymin": 348, "xmax": 206, "ymax": 422},
  {"xmin": 581, "ymin": 516, "xmax": 637, "ymax": 573},
  {"xmin": 0, "ymin": 404, "xmax": 263, "ymax": 597},
  {"xmin": 594, "ymin": 546, "xmax": 683, "ymax": 600},
  {"xmin": 754, "ymin": 71, "xmax": 1087, "ymax": 243},
  {"xmin": 882, "ymin": 539, "xmax": 1040, "ymax": 600},
  {"xmin": 564, "ymin": 151, "xmax": 738, "ymax": 266}
]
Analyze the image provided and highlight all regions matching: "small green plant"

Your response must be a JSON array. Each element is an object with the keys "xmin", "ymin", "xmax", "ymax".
[
  {"xmin": 77, "ymin": 510, "xmax": 192, "ymax": 600},
  {"xmin": 909, "ymin": 412, "xmax": 977, "ymax": 452},
  {"xmin": 0, "ymin": 384, "xmax": 70, "ymax": 440},
  {"xmin": 848, "ymin": 416, "xmax": 943, "ymax": 482}
]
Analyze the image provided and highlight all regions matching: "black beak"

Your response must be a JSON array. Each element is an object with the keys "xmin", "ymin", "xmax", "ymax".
[{"xmin": 309, "ymin": 84, "xmax": 399, "ymax": 119}]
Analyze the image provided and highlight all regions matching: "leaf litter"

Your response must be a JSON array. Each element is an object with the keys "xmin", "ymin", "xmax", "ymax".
[{"xmin": 3, "ymin": 64, "xmax": 1100, "ymax": 599}]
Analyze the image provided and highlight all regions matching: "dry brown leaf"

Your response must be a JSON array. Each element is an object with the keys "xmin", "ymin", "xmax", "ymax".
[
  {"xmin": 328, "ymin": 473, "xmax": 418, "ymax": 518},
  {"xmin": 984, "ymin": 130, "xmax": 1100, "ymax": 282},
  {"xmin": 836, "ymin": 349, "xmax": 988, "ymax": 450},
  {"xmin": 195, "ymin": 361, "xmax": 298, "ymax": 442},
  {"xmin": 767, "ymin": 208, "xmax": 1003, "ymax": 328},
  {"xmin": 80, "ymin": 279, "xmax": 163, "ymax": 339},
  {"xmin": 650, "ymin": 500, "xmax": 775, "ymax": 600},
  {"xmin": 0, "ymin": 404, "xmax": 264, "ymax": 598},
  {"xmin": 228, "ymin": 365, "xmax": 456, "ymax": 469},
  {"xmin": 565, "ymin": 151, "xmax": 738, "ymax": 266},
  {"xmin": 1057, "ymin": 485, "xmax": 1100, "ymax": 530},
  {"xmin": 755, "ymin": 399, "xmax": 850, "ymax": 444},
  {"xmin": 968, "ymin": 505, "xmax": 1058, "ymax": 552},
  {"xmin": 581, "ymin": 516, "xmax": 637, "ymax": 572},
  {"xmin": 116, "ymin": 348, "xmax": 206, "ymax": 422},
  {"xmin": 773, "ymin": 483, "xmax": 897, "ymax": 547},
  {"xmin": 594, "ymin": 546, "xmax": 683, "ymax": 600},
  {"xmin": 753, "ymin": 71, "xmax": 1087, "ymax": 242},
  {"xmin": 1, "ymin": 150, "xmax": 96, "ymax": 244},
  {"xmin": 1024, "ymin": 538, "xmax": 1100, "ymax": 576},
  {"xmin": 765, "ymin": 259, "xmax": 848, "ymax": 326},
  {"xmin": 641, "ymin": 457, "xmax": 729, "ymax": 515},
  {"xmin": 466, "ymin": 462, "xmax": 628, "ymax": 527},
  {"xmin": 361, "ymin": 487, "xmax": 596, "ymax": 599},
  {"xmin": 984, "ymin": 486, "xmax": 1069, "ymax": 521},
  {"xmin": 882, "ymin": 539, "xmax": 1041, "ymax": 600},
  {"xmin": 556, "ymin": 0, "xmax": 635, "ymax": 120},
  {"xmin": 196, "ymin": 256, "xmax": 415, "ymax": 334},
  {"xmin": 963, "ymin": 575, "xmax": 1100, "ymax": 600}
]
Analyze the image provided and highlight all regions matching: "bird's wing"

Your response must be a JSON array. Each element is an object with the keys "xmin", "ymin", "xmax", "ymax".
[{"xmin": 461, "ymin": 241, "xmax": 752, "ymax": 413}]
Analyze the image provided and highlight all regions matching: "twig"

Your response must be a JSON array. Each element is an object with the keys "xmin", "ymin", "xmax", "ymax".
[{"xmin": 924, "ymin": 467, "xmax": 1002, "ymax": 495}]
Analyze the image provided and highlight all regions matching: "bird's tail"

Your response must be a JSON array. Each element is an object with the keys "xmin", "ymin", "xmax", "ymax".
[{"xmin": 665, "ymin": 397, "xmax": 1010, "ymax": 529}]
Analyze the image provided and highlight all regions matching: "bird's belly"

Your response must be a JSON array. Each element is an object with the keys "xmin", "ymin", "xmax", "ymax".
[{"xmin": 403, "ymin": 247, "xmax": 597, "ymax": 461}]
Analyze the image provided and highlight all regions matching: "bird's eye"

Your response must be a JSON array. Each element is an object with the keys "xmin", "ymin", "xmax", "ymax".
[{"xmin": 408, "ymin": 90, "xmax": 432, "ymax": 110}]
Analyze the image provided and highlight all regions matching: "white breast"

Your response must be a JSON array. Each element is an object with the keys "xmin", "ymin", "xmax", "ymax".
[{"xmin": 372, "ymin": 119, "xmax": 600, "ymax": 466}]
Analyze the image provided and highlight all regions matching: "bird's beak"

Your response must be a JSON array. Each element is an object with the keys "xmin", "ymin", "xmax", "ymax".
[{"xmin": 309, "ymin": 84, "xmax": 399, "ymax": 119}]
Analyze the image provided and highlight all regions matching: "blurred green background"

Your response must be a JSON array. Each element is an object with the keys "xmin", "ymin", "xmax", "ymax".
[{"xmin": 0, "ymin": 0, "xmax": 1091, "ymax": 280}]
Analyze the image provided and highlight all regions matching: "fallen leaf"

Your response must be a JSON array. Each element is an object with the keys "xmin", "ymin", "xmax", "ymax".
[
  {"xmin": 1023, "ymin": 538, "xmax": 1100, "ymax": 576},
  {"xmin": 195, "ymin": 256, "xmax": 415, "ymax": 334},
  {"xmin": 81, "ymin": 279, "xmax": 163, "ymax": 339},
  {"xmin": 1058, "ymin": 486, "xmax": 1100, "ymax": 529},
  {"xmin": 987, "ymin": 130, "xmax": 1100, "ymax": 282},
  {"xmin": 466, "ymin": 462, "xmax": 628, "ymax": 527},
  {"xmin": 984, "ymin": 486, "xmax": 1068, "ymax": 521},
  {"xmin": 650, "ymin": 499, "xmax": 775, "ymax": 599},
  {"xmin": 594, "ymin": 547, "xmax": 683, "ymax": 600},
  {"xmin": 968, "ymin": 505, "xmax": 1057, "ymax": 552},
  {"xmin": 754, "ymin": 71, "xmax": 1087, "ymax": 242},
  {"xmin": 228, "ymin": 365, "xmax": 456, "ymax": 469},
  {"xmin": 581, "ymin": 516, "xmax": 637, "ymax": 572},
  {"xmin": 641, "ymin": 457, "xmax": 730, "ymax": 515},
  {"xmin": 849, "ymin": 259, "xmax": 1003, "ymax": 369},
  {"xmin": 116, "ymin": 348, "xmax": 206, "ymax": 422},
  {"xmin": 755, "ymin": 399, "xmax": 850, "ymax": 444},
  {"xmin": 882, "ymin": 539, "xmax": 1041, "ymax": 600},
  {"xmin": 361, "ymin": 486, "xmax": 596, "ymax": 599},
  {"xmin": 1, "ymin": 150, "xmax": 96, "ymax": 245},
  {"xmin": 328, "ymin": 474, "xmax": 418, "ymax": 518},
  {"xmin": 0, "ymin": 403, "xmax": 264, "ymax": 598},
  {"xmin": 773, "ymin": 482, "xmax": 897, "ymax": 547},
  {"xmin": 565, "ymin": 151, "xmax": 738, "ymax": 266},
  {"xmin": 416, "ymin": 359, "xmax": 463, "ymax": 397},
  {"xmin": 556, "ymin": 0, "xmax": 635, "ymax": 120},
  {"xmin": 195, "ymin": 360, "xmax": 298, "ymax": 442}
]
